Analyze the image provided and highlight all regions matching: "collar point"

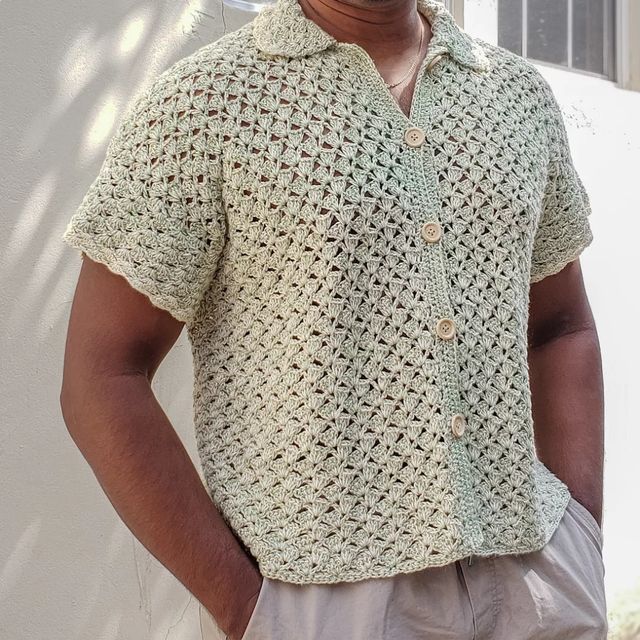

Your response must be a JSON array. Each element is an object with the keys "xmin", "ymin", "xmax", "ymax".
[
  {"xmin": 474, "ymin": 58, "xmax": 493, "ymax": 74},
  {"xmin": 467, "ymin": 44, "xmax": 493, "ymax": 74},
  {"xmin": 252, "ymin": 0, "xmax": 337, "ymax": 59}
]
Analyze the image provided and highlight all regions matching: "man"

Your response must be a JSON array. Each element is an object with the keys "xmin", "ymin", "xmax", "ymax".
[{"xmin": 59, "ymin": 0, "xmax": 607, "ymax": 638}]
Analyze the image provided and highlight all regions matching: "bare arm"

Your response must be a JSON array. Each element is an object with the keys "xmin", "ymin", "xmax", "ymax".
[
  {"xmin": 527, "ymin": 259, "xmax": 605, "ymax": 527},
  {"xmin": 59, "ymin": 255, "xmax": 262, "ymax": 640}
]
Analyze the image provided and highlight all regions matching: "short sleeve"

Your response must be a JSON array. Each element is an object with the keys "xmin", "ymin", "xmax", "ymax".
[
  {"xmin": 61, "ymin": 58, "xmax": 227, "ymax": 325},
  {"xmin": 529, "ymin": 78, "xmax": 593, "ymax": 284}
]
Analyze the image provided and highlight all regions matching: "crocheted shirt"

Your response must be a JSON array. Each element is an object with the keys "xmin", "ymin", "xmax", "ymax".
[{"xmin": 61, "ymin": 0, "xmax": 594, "ymax": 584}]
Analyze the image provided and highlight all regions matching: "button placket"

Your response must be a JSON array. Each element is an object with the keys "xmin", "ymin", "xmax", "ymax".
[{"xmin": 404, "ymin": 71, "xmax": 484, "ymax": 551}]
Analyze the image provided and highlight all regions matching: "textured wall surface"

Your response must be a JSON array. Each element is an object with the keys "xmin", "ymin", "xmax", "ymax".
[
  {"xmin": 1, "ymin": 1, "xmax": 638, "ymax": 638},
  {"xmin": 0, "ymin": 2, "xmax": 247, "ymax": 639}
]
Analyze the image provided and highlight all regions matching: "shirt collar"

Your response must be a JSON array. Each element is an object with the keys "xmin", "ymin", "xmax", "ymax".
[{"xmin": 253, "ymin": 0, "xmax": 491, "ymax": 73}]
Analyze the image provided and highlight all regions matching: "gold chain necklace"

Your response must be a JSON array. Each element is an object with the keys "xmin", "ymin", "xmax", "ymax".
[{"xmin": 385, "ymin": 16, "xmax": 425, "ymax": 89}]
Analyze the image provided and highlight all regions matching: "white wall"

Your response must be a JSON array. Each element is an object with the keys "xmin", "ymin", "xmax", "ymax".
[
  {"xmin": 0, "ymin": 2, "xmax": 246, "ymax": 639},
  {"xmin": 2, "ymin": 1, "xmax": 639, "ymax": 638}
]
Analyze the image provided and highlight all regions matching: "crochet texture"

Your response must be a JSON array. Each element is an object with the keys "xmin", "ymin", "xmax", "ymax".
[{"xmin": 62, "ymin": 0, "xmax": 594, "ymax": 584}]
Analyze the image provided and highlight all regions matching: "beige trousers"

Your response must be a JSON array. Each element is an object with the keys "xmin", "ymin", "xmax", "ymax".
[{"xmin": 200, "ymin": 496, "xmax": 607, "ymax": 640}]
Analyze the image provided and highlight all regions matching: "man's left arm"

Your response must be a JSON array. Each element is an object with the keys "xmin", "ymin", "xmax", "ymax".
[{"xmin": 528, "ymin": 258, "xmax": 605, "ymax": 527}]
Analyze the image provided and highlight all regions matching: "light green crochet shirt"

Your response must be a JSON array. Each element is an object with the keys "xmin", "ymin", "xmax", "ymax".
[{"xmin": 62, "ymin": 0, "xmax": 594, "ymax": 584}]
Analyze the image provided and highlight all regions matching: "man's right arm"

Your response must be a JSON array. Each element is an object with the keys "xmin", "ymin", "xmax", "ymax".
[{"xmin": 59, "ymin": 254, "xmax": 262, "ymax": 640}]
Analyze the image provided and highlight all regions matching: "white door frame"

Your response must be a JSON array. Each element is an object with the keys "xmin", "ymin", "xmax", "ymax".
[
  {"xmin": 616, "ymin": 0, "xmax": 640, "ymax": 91},
  {"xmin": 446, "ymin": 0, "xmax": 465, "ymax": 27}
]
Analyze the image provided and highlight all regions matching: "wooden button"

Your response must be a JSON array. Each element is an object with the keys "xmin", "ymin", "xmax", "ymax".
[
  {"xmin": 426, "ymin": 52, "xmax": 447, "ymax": 73},
  {"xmin": 421, "ymin": 221, "xmax": 442, "ymax": 243},
  {"xmin": 436, "ymin": 318, "xmax": 456, "ymax": 340},
  {"xmin": 451, "ymin": 414, "xmax": 466, "ymax": 437},
  {"xmin": 404, "ymin": 127, "xmax": 426, "ymax": 147}
]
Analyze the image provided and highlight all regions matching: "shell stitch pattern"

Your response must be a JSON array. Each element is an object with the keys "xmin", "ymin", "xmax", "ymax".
[{"xmin": 62, "ymin": 0, "xmax": 593, "ymax": 584}]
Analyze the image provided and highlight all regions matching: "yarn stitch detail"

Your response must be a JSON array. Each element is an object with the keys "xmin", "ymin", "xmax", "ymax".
[{"xmin": 61, "ymin": 0, "xmax": 593, "ymax": 584}]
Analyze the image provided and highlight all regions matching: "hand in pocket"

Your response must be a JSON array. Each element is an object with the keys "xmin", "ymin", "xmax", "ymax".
[{"xmin": 226, "ymin": 575, "xmax": 264, "ymax": 640}]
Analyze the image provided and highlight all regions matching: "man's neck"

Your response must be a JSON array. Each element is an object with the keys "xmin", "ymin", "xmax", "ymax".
[{"xmin": 297, "ymin": 0, "xmax": 430, "ymax": 63}]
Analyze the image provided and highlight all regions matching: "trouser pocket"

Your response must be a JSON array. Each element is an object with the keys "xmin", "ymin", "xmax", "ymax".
[
  {"xmin": 567, "ymin": 495, "xmax": 604, "ymax": 553},
  {"xmin": 199, "ymin": 577, "xmax": 271, "ymax": 640},
  {"xmin": 491, "ymin": 502, "xmax": 609, "ymax": 639}
]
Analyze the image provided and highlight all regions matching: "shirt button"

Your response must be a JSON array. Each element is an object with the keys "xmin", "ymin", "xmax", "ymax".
[
  {"xmin": 404, "ymin": 127, "xmax": 426, "ymax": 147},
  {"xmin": 436, "ymin": 318, "xmax": 456, "ymax": 340},
  {"xmin": 421, "ymin": 221, "xmax": 442, "ymax": 243},
  {"xmin": 426, "ymin": 52, "xmax": 447, "ymax": 73},
  {"xmin": 451, "ymin": 414, "xmax": 466, "ymax": 437}
]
